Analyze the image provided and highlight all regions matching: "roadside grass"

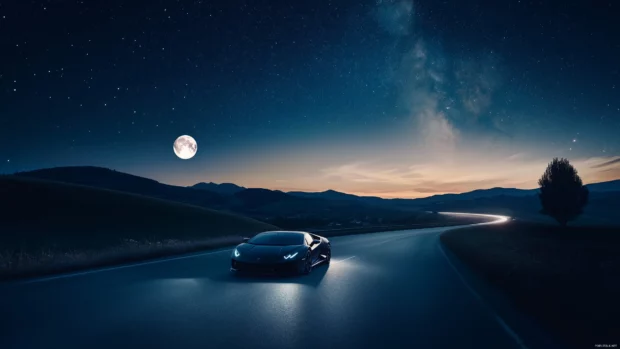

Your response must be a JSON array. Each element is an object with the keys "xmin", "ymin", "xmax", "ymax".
[
  {"xmin": 0, "ymin": 236, "xmax": 245, "ymax": 280},
  {"xmin": 440, "ymin": 221, "xmax": 620, "ymax": 348}
]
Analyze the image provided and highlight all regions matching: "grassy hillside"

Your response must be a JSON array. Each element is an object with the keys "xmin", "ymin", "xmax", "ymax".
[
  {"xmin": 0, "ymin": 176, "xmax": 277, "ymax": 279},
  {"xmin": 441, "ymin": 221, "xmax": 620, "ymax": 348},
  {"xmin": 15, "ymin": 166, "xmax": 227, "ymax": 209},
  {"xmin": 1, "ymin": 175, "xmax": 276, "ymax": 250}
]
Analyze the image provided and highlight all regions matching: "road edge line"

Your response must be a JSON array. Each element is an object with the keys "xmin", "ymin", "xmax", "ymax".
[{"xmin": 438, "ymin": 241, "xmax": 530, "ymax": 349}]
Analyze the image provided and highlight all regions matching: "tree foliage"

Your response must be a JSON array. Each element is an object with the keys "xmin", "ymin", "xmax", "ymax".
[{"xmin": 538, "ymin": 158, "xmax": 589, "ymax": 226}]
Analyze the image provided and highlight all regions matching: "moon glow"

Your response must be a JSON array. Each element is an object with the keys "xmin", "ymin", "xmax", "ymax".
[{"xmin": 173, "ymin": 135, "xmax": 197, "ymax": 160}]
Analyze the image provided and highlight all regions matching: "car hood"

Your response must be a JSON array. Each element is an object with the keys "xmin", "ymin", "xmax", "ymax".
[{"xmin": 235, "ymin": 243, "xmax": 304, "ymax": 262}]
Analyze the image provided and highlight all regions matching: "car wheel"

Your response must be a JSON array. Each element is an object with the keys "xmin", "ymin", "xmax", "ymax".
[
  {"xmin": 302, "ymin": 252, "xmax": 312, "ymax": 275},
  {"xmin": 325, "ymin": 247, "xmax": 331, "ymax": 265}
]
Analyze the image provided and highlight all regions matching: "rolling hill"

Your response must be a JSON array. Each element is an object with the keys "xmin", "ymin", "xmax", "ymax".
[
  {"xmin": 192, "ymin": 182, "xmax": 246, "ymax": 194},
  {"xmin": 14, "ymin": 166, "xmax": 227, "ymax": 209},
  {"xmin": 0, "ymin": 175, "xmax": 276, "ymax": 253},
  {"xmin": 586, "ymin": 179, "xmax": 620, "ymax": 192},
  {"xmin": 13, "ymin": 167, "xmax": 424, "ymax": 224},
  {"xmin": 288, "ymin": 189, "xmax": 383, "ymax": 202}
]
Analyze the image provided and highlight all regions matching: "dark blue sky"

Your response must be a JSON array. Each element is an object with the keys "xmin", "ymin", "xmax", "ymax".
[{"xmin": 1, "ymin": 0, "xmax": 619, "ymax": 197}]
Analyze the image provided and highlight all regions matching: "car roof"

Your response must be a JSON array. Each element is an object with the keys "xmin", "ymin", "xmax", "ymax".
[{"xmin": 257, "ymin": 231, "xmax": 307, "ymax": 236}]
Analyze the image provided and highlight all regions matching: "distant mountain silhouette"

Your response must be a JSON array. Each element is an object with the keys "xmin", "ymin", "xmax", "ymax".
[
  {"xmin": 233, "ymin": 188, "xmax": 292, "ymax": 208},
  {"xmin": 14, "ymin": 166, "xmax": 620, "ymax": 226},
  {"xmin": 586, "ymin": 179, "xmax": 620, "ymax": 192},
  {"xmin": 288, "ymin": 189, "xmax": 384, "ymax": 202},
  {"xmin": 399, "ymin": 187, "xmax": 538, "ymax": 205},
  {"xmin": 192, "ymin": 182, "xmax": 246, "ymax": 195},
  {"xmin": 15, "ymin": 166, "xmax": 226, "ymax": 209}
]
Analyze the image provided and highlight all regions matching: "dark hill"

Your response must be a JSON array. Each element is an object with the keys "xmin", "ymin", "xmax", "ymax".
[
  {"xmin": 0, "ymin": 176, "xmax": 276, "ymax": 251},
  {"xmin": 288, "ymin": 189, "xmax": 383, "ymax": 203},
  {"xmin": 15, "ymin": 166, "xmax": 226, "ymax": 209},
  {"xmin": 192, "ymin": 182, "xmax": 245, "ymax": 195},
  {"xmin": 233, "ymin": 188, "xmax": 293, "ymax": 208},
  {"xmin": 587, "ymin": 179, "xmax": 620, "ymax": 192}
]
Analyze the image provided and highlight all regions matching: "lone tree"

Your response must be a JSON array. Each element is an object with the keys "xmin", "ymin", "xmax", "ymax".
[{"xmin": 538, "ymin": 158, "xmax": 589, "ymax": 226}]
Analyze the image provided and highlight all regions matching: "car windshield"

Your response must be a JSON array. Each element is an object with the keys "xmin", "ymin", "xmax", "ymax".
[{"xmin": 248, "ymin": 233, "xmax": 304, "ymax": 246}]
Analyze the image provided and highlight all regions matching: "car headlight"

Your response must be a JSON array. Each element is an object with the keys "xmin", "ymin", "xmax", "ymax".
[
  {"xmin": 234, "ymin": 249, "xmax": 240, "ymax": 257},
  {"xmin": 283, "ymin": 252, "xmax": 298, "ymax": 260}
]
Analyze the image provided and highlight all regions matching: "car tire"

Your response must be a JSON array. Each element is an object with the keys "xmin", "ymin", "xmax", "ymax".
[
  {"xmin": 325, "ymin": 247, "xmax": 331, "ymax": 265},
  {"xmin": 301, "ymin": 252, "xmax": 312, "ymax": 275}
]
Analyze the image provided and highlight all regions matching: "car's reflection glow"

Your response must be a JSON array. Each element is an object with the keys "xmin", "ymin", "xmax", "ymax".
[
  {"xmin": 150, "ymin": 278, "xmax": 206, "ymax": 298},
  {"xmin": 438, "ymin": 212, "xmax": 510, "ymax": 224}
]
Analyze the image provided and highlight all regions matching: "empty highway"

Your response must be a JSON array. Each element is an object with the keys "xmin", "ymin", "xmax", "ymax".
[{"xmin": 0, "ymin": 213, "xmax": 562, "ymax": 349}]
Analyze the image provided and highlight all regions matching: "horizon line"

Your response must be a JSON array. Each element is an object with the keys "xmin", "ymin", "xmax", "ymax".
[{"xmin": 15, "ymin": 164, "xmax": 617, "ymax": 201}]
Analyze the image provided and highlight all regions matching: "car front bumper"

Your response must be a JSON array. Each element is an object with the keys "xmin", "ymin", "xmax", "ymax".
[{"xmin": 231, "ymin": 259, "xmax": 302, "ymax": 274}]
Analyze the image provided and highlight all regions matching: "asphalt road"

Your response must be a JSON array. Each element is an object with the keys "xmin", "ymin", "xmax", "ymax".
[{"xmin": 0, "ymin": 213, "xmax": 561, "ymax": 349}]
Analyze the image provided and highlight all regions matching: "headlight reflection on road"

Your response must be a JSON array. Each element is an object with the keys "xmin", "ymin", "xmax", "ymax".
[
  {"xmin": 438, "ymin": 212, "xmax": 510, "ymax": 224},
  {"xmin": 150, "ymin": 278, "xmax": 206, "ymax": 303},
  {"xmin": 254, "ymin": 283, "xmax": 304, "ymax": 338}
]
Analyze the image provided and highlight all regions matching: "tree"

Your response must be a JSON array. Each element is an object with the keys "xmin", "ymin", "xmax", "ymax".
[{"xmin": 538, "ymin": 158, "xmax": 589, "ymax": 226}]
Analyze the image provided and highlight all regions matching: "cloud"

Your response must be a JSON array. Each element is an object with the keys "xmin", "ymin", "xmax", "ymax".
[
  {"xmin": 506, "ymin": 152, "xmax": 527, "ymax": 160},
  {"xmin": 375, "ymin": 0, "xmax": 414, "ymax": 36},
  {"xmin": 589, "ymin": 156, "xmax": 620, "ymax": 169},
  {"xmin": 320, "ymin": 160, "xmax": 509, "ymax": 197},
  {"xmin": 318, "ymin": 155, "xmax": 620, "ymax": 198},
  {"xmin": 322, "ymin": 162, "xmax": 422, "ymax": 185}
]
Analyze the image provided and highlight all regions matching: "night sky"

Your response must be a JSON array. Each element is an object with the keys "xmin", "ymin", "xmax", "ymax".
[{"xmin": 1, "ymin": 0, "xmax": 619, "ymax": 198}]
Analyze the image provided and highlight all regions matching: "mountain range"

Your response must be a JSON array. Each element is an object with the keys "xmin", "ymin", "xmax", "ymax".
[
  {"xmin": 9, "ymin": 166, "xmax": 620, "ymax": 226},
  {"xmin": 192, "ymin": 182, "xmax": 246, "ymax": 195}
]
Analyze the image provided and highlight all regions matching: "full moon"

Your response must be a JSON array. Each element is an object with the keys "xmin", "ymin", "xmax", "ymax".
[{"xmin": 173, "ymin": 135, "xmax": 197, "ymax": 160}]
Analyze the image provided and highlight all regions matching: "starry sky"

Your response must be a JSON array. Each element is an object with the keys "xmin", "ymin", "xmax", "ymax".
[{"xmin": 1, "ymin": 0, "xmax": 619, "ymax": 198}]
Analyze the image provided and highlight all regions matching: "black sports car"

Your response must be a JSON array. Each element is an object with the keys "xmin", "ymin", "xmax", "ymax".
[{"xmin": 231, "ymin": 231, "xmax": 331, "ymax": 275}]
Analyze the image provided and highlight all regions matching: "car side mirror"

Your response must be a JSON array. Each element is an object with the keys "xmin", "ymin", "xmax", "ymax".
[
  {"xmin": 242, "ymin": 237, "xmax": 250, "ymax": 243},
  {"xmin": 312, "ymin": 239, "xmax": 321, "ymax": 245}
]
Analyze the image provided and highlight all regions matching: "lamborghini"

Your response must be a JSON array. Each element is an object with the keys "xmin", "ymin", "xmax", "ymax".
[{"xmin": 230, "ymin": 231, "xmax": 331, "ymax": 275}]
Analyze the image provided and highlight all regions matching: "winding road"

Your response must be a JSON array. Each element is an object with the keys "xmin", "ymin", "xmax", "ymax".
[{"xmin": 0, "ymin": 213, "xmax": 562, "ymax": 349}]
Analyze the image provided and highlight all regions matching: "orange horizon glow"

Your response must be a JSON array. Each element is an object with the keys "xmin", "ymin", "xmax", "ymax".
[{"xmin": 148, "ymin": 153, "xmax": 620, "ymax": 199}]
